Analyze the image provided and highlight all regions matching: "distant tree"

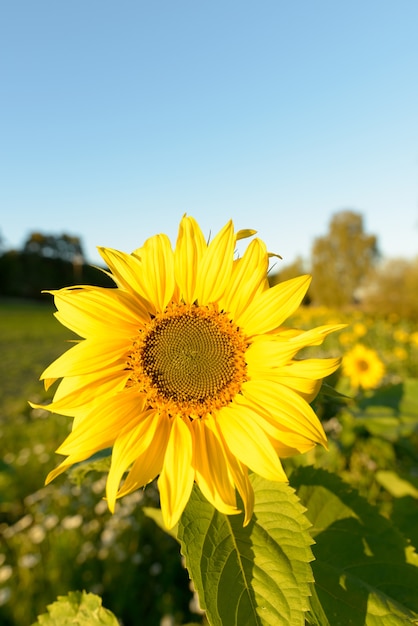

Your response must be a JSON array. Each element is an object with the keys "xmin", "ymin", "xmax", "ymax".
[
  {"xmin": 23, "ymin": 232, "xmax": 84, "ymax": 262},
  {"xmin": 310, "ymin": 210, "xmax": 379, "ymax": 307},
  {"xmin": 360, "ymin": 257, "xmax": 418, "ymax": 319},
  {"xmin": 0, "ymin": 232, "xmax": 113, "ymax": 299}
]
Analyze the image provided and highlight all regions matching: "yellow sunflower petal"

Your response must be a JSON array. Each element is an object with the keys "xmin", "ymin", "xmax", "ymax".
[
  {"xmin": 246, "ymin": 328, "xmax": 345, "ymax": 371},
  {"xmin": 41, "ymin": 370, "xmax": 130, "ymax": 415},
  {"xmin": 40, "ymin": 338, "xmax": 129, "ymax": 379},
  {"xmin": 211, "ymin": 420, "xmax": 254, "ymax": 526},
  {"xmin": 43, "ymin": 377, "xmax": 59, "ymax": 391},
  {"xmin": 269, "ymin": 357, "xmax": 341, "ymax": 401},
  {"xmin": 246, "ymin": 356, "xmax": 341, "ymax": 401},
  {"xmin": 56, "ymin": 389, "xmax": 146, "ymax": 456},
  {"xmin": 45, "ymin": 393, "xmax": 145, "ymax": 485},
  {"xmin": 245, "ymin": 335, "xmax": 301, "ymax": 370},
  {"xmin": 106, "ymin": 409, "xmax": 163, "ymax": 512},
  {"xmin": 52, "ymin": 286, "xmax": 148, "ymax": 338},
  {"xmin": 192, "ymin": 417, "xmax": 239, "ymax": 516},
  {"xmin": 271, "ymin": 436, "xmax": 316, "ymax": 457},
  {"xmin": 194, "ymin": 220, "xmax": 235, "ymax": 304},
  {"xmin": 283, "ymin": 323, "xmax": 348, "ymax": 346},
  {"xmin": 174, "ymin": 215, "xmax": 207, "ymax": 304},
  {"xmin": 231, "ymin": 394, "xmax": 318, "ymax": 455},
  {"xmin": 272, "ymin": 356, "xmax": 341, "ymax": 380},
  {"xmin": 235, "ymin": 228, "xmax": 257, "ymax": 241},
  {"xmin": 216, "ymin": 402, "xmax": 288, "ymax": 482},
  {"xmin": 97, "ymin": 247, "xmax": 155, "ymax": 312},
  {"xmin": 158, "ymin": 417, "xmax": 195, "ymax": 529},
  {"xmin": 219, "ymin": 238, "xmax": 269, "ymax": 319},
  {"xmin": 136, "ymin": 234, "xmax": 175, "ymax": 312},
  {"xmin": 114, "ymin": 415, "xmax": 171, "ymax": 500},
  {"xmin": 272, "ymin": 377, "xmax": 322, "ymax": 403},
  {"xmin": 46, "ymin": 455, "xmax": 86, "ymax": 484},
  {"xmin": 241, "ymin": 379, "xmax": 327, "ymax": 446},
  {"xmin": 236, "ymin": 275, "xmax": 311, "ymax": 335},
  {"xmin": 226, "ymin": 457, "xmax": 254, "ymax": 526}
]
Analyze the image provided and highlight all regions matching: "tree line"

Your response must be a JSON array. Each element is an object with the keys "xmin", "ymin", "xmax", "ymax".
[
  {"xmin": 0, "ymin": 232, "xmax": 113, "ymax": 299},
  {"xmin": 1, "ymin": 212, "xmax": 417, "ymax": 317}
]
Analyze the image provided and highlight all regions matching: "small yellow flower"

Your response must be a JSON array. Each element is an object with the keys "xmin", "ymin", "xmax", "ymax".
[
  {"xmin": 339, "ymin": 331, "xmax": 355, "ymax": 347},
  {"xmin": 34, "ymin": 216, "xmax": 344, "ymax": 528},
  {"xmin": 393, "ymin": 329, "xmax": 409, "ymax": 344},
  {"xmin": 342, "ymin": 344, "xmax": 385, "ymax": 391},
  {"xmin": 410, "ymin": 332, "xmax": 418, "ymax": 348},
  {"xmin": 393, "ymin": 346, "xmax": 408, "ymax": 361},
  {"xmin": 353, "ymin": 322, "xmax": 367, "ymax": 338}
]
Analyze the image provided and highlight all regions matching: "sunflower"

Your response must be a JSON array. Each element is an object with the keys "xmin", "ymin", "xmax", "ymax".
[
  {"xmin": 342, "ymin": 343, "xmax": 385, "ymax": 391},
  {"xmin": 35, "ymin": 217, "xmax": 343, "ymax": 528}
]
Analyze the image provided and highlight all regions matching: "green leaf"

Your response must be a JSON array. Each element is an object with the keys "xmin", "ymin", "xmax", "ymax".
[
  {"xmin": 31, "ymin": 591, "xmax": 119, "ymax": 626},
  {"xmin": 375, "ymin": 470, "xmax": 418, "ymax": 499},
  {"xmin": 398, "ymin": 378, "xmax": 418, "ymax": 416},
  {"xmin": 290, "ymin": 466, "xmax": 418, "ymax": 625},
  {"xmin": 391, "ymin": 497, "xmax": 418, "ymax": 554},
  {"xmin": 342, "ymin": 379, "xmax": 418, "ymax": 442},
  {"xmin": 178, "ymin": 475, "xmax": 314, "ymax": 626}
]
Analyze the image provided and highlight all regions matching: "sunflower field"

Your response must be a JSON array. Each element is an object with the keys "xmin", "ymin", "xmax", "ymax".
[{"xmin": 1, "ymin": 297, "xmax": 418, "ymax": 625}]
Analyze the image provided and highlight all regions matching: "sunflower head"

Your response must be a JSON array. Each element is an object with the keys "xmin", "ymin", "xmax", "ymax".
[
  {"xmin": 35, "ymin": 216, "xmax": 344, "ymax": 528},
  {"xmin": 342, "ymin": 343, "xmax": 385, "ymax": 391}
]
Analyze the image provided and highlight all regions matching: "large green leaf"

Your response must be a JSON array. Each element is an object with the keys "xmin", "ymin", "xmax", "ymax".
[
  {"xmin": 31, "ymin": 591, "xmax": 119, "ymax": 626},
  {"xmin": 341, "ymin": 379, "xmax": 418, "ymax": 442},
  {"xmin": 375, "ymin": 470, "xmax": 418, "ymax": 499},
  {"xmin": 375, "ymin": 470, "xmax": 418, "ymax": 555},
  {"xmin": 178, "ymin": 475, "xmax": 314, "ymax": 626},
  {"xmin": 291, "ymin": 466, "xmax": 418, "ymax": 625}
]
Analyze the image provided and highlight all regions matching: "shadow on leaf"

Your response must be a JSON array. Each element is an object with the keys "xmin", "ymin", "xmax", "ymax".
[{"xmin": 290, "ymin": 466, "xmax": 418, "ymax": 625}]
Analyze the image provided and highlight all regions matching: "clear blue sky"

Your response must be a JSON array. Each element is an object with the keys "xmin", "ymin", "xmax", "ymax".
[{"xmin": 1, "ymin": 0, "xmax": 417, "ymax": 268}]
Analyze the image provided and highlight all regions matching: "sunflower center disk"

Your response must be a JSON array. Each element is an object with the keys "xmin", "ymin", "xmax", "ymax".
[
  {"xmin": 356, "ymin": 358, "xmax": 370, "ymax": 372},
  {"xmin": 130, "ymin": 306, "xmax": 247, "ymax": 418}
]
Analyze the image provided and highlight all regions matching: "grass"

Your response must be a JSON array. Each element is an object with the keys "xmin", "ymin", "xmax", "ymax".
[{"xmin": 0, "ymin": 299, "xmax": 73, "ymax": 508}]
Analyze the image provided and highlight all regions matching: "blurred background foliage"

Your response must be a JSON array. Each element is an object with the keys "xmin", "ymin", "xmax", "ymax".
[
  {"xmin": 0, "ymin": 232, "xmax": 113, "ymax": 299},
  {"xmin": 1, "ymin": 209, "xmax": 418, "ymax": 624},
  {"xmin": 269, "ymin": 209, "xmax": 418, "ymax": 318}
]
